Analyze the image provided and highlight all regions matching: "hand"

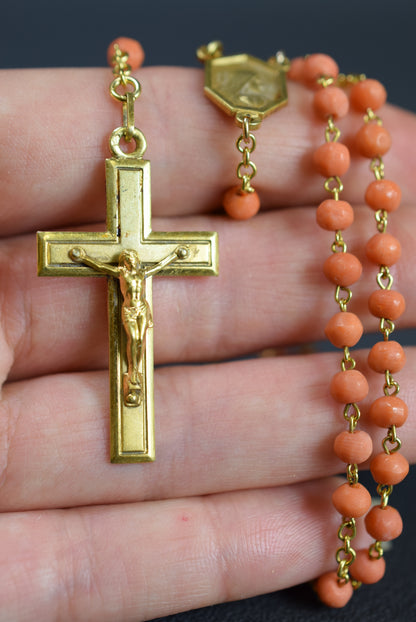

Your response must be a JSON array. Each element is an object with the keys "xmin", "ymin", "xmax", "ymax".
[{"xmin": 1, "ymin": 66, "xmax": 415, "ymax": 621}]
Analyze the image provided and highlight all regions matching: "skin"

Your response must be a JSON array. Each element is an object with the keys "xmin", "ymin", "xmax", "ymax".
[{"xmin": 0, "ymin": 66, "xmax": 415, "ymax": 621}]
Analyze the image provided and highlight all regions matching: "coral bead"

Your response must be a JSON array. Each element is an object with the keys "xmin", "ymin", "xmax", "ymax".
[
  {"xmin": 368, "ymin": 340, "xmax": 406, "ymax": 374},
  {"xmin": 303, "ymin": 54, "xmax": 339, "ymax": 86},
  {"xmin": 333, "ymin": 430, "xmax": 373, "ymax": 465},
  {"xmin": 107, "ymin": 37, "xmax": 145, "ymax": 70},
  {"xmin": 323, "ymin": 253, "xmax": 362, "ymax": 286},
  {"xmin": 350, "ymin": 79, "xmax": 387, "ymax": 112},
  {"xmin": 316, "ymin": 199, "xmax": 354, "ymax": 231},
  {"xmin": 330, "ymin": 370, "xmax": 369, "ymax": 404},
  {"xmin": 350, "ymin": 549, "xmax": 386, "ymax": 584},
  {"xmin": 355, "ymin": 124, "xmax": 391, "ymax": 158},
  {"xmin": 365, "ymin": 505, "xmax": 403, "ymax": 541},
  {"xmin": 365, "ymin": 233, "xmax": 402, "ymax": 266},
  {"xmin": 368, "ymin": 396, "xmax": 408, "ymax": 428},
  {"xmin": 368, "ymin": 290, "xmax": 406, "ymax": 320},
  {"xmin": 325, "ymin": 312, "xmax": 363, "ymax": 348},
  {"xmin": 315, "ymin": 571, "xmax": 353, "ymax": 608},
  {"xmin": 365, "ymin": 180, "xmax": 401, "ymax": 212},
  {"xmin": 287, "ymin": 56, "xmax": 305, "ymax": 81},
  {"xmin": 222, "ymin": 186, "xmax": 260, "ymax": 220},
  {"xmin": 313, "ymin": 142, "xmax": 350, "ymax": 177},
  {"xmin": 332, "ymin": 482, "xmax": 372, "ymax": 518},
  {"xmin": 370, "ymin": 452, "xmax": 409, "ymax": 485},
  {"xmin": 314, "ymin": 86, "xmax": 349, "ymax": 120}
]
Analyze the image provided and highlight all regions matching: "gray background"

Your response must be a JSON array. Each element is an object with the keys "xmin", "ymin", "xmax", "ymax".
[{"xmin": 2, "ymin": 0, "xmax": 415, "ymax": 621}]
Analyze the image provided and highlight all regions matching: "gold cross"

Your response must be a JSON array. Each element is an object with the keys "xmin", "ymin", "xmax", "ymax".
[{"xmin": 37, "ymin": 155, "xmax": 218, "ymax": 463}]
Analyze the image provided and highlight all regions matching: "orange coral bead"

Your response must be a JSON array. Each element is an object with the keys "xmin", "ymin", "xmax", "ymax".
[
  {"xmin": 325, "ymin": 312, "xmax": 363, "ymax": 348},
  {"xmin": 355, "ymin": 124, "xmax": 391, "ymax": 158},
  {"xmin": 287, "ymin": 56, "xmax": 305, "ymax": 81},
  {"xmin": 303, "ymin": 54, "xmax": 339, "ymax": 86},
  {"xmin": 365, "ymin": 505, "xmax": 403, "ymax": 541},
  {"xmin": 315, "ymin": 571, "xmax": 353, "ymax": 608},
  {"xmin": 313, "ymin": 142, "xmax": 350, "ymax": 177},
  {"xmin": 368, "ymin": 395, "xmax": 408, "ymax": 428},
  {"xmin": 323, "ymin": 253, "xmax": 362, "ymax": 286},
  {"xmin": 316, "ymin": 199, "xmax": 354, "ymax": 231},
  {"xmin": 314, "ymin": 86, "xmax": 349, "ymax": 120},
  {"xmin": 365, "ymin": 180, "xmax": 401, "ymax": 212},
  {"xmin": 222, "ymin": 186, "xmax": 260, "ymax": 220},
  {"xmin": 370, "ymin": 452, "xmax": 409, "ymax": 485},
  {"xmin": 330, "ymin": 370, "xmax": 369, "ymax": 404},
  {"xmin": 350, "ymin": 79, "xmax": 387, "ymax": 112},
  {"xmin": 332, "ymin": 482, "xmax": 372, "ymax": 517},
  {"xmin": 365, "ymin": 233, "xmax": 402, "ymax": 266},
  {"xmin": 350, "ymin": 549, "xmax": 386, "ymax": 584},
  {"xmin": 368, "ymin": 340, "xmax": 406, "ymax": 374},
  {"xmin": 107, "ymin": 37, "xmax": 145, "ymax": 70},
  {"xmin": 333, "ymin": 430, "xmax": 373, "ymax": 464},
  {"xmin": 368, "ymin": 290, "xmax": 406, "ymax": 320}
]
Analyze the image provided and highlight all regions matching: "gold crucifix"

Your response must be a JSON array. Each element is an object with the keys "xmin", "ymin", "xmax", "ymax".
[
  {"xmin": 38, "ymin": 152, "xmax": 218, "ymax": 463},
  {"xmin": 38, "ymin": 42, "xmax": 218, "ymax": 463}
]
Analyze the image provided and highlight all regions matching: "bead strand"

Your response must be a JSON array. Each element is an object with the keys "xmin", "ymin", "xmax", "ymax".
[
  {"xmin": 290, "ymin": 55, "xmax": 372, "ymax": 607},
  {"xmin": 348, "ymin": 78, "xmax": 409, "ymax": 585}
]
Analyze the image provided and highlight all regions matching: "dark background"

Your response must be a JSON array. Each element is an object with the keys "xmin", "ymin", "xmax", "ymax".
[{"xmin": 3, "ymin": 0, "xmax": 415, "ymax": 620}]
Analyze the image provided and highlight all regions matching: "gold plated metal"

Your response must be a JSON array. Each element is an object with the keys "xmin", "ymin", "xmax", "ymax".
[
  {"xmin": 37, "ymin": 45, "xmax": 219, "ymax": 463},
  {"xmin": 197, "ymin": 41, "xmax": 288, "ymax": 122},
  {"xmin": 197, "ymin": 41, "xmax": 288, "ymax": 200}
]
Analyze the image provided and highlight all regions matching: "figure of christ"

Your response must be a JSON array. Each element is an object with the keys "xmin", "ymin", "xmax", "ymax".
[{"xmin": 69, "ymin": 245, "xmax": 189, "ymax": 406}]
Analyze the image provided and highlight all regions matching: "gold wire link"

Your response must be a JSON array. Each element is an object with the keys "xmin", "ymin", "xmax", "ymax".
[
  {"xmin": 324, "ymin": 176, "xmax": 344, "ymax": 200},
  {"xmin": 336, "ymin": 73, "xmax": 366, "ymax": 87},
  {"xmin": 347, "ymin": 463, "xmax": 359, "ymax": 485},
  {"xmin": 382, "ymin": 424, "xmax": 402, "ymax": 454},
  {"xmin": 336, "ymin": 518, "xmax": 357, "ymax": 581},
  {"xmin": 341, "ymin": 347, "xmax": 357, "ymax": 371},
  {"xmin": 111, "ymin": 44, "xmax": 132, "ymax": 79},
  {"xmin": 110, "ymin": 75, "xmax": 141, "ymax": 102},
  {"xmin": 343, "ymin": 403, "xmax": 360, "ymax": 432},
  {"xmin": 338, "ymin": 518, "xmax": 357, "ymax": 544},
  {"xmin": 380, "ymin": 317, "xmax": 395, "ymax": 340},
  {"xmin": 369, "ymin": 541, "xmax": 384, "ymax": 559},
  {"xmin": 370, "ymin": 156, "xmax": 385, "ymax": 181},
  {"xmin": 335, "ymin": 285, "xmax": 352, "ymax": 311},
  {"xmin": 196, "ymin": 40, "xmax": 224, "ymax": 61},
  {"xmin": 377, "ymin": 265, "xmax": 393, "ymax": 290},
  {"xmin": 365, "ymin": 108, "xmax": 383, "ymax": 126},
  {"xmin": 317, "ymin": 76, "xmax": 335, "ymax": 89},
  {"xmin": 331, "ymin": 231, "xmax": 347, "ymax": 253},
  {"xmin": 108, "ymin": 45, "xmax": 145, "ymax": 159},
  {"xmin": 122, "ymin": 91, "xmax": 136, "ymax": 142},
  {"xmin": 377, "ymin": 483, "xmax": 394, "ymax": 508},
  {"xmin": 236, "ymin": 115, "xmax": 257, "ymax": 193},
  {"xmin": 375, "ymin": 209, "xmax": 388, "ymax": 233},
  {"xmin": 325, "ymin": 116, "xmax": 341, "ymax": 142}
]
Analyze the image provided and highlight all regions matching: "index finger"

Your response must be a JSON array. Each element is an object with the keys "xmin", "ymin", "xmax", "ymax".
[{"xmin": 1, "ymin": 67, "xmax": 415, "ymax": 236}]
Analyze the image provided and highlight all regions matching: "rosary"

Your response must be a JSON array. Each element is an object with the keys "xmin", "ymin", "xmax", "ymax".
[{"xmin": 37, "ymin": 37, "xmax": 408, "ymax": 608}]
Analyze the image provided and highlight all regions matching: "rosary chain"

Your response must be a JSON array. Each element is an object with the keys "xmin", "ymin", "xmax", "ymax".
[{"xmin": 236, "ymin": 115, "xmax": 257, "ymax": 192}]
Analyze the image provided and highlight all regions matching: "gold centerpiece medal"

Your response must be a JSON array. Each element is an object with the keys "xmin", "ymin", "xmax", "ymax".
[
  {"xmin": 37, "ymin": 38, "xmax": 218, "ymax": 463},
  {"xmin": 197, "ymin": 41, "xmax": 289, "ymax": 219}
]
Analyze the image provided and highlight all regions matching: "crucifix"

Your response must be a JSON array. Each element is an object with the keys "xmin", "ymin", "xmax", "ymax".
[
  {"xmin": 37, "ymin": 47, "xmax": 218, "ymax": 462},
  {"xmin": 38, "ymin": 154, "xmax": 218, "ymax": 462}
]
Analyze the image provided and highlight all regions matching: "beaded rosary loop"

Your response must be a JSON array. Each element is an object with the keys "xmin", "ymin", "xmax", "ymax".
[{"xmin": 289, "ymin": 54, "xmax": 408, "ymax": 607}]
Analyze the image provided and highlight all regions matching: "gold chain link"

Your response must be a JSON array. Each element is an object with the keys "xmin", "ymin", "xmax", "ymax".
[
  {"xmin": 376, "ymin": 265, "xmax": 393, "ymax": 290},
  {"xmin": 236, "ymin": 115, "xmax": 257, "ymax": 193},
  {"xmin": 108, "ymin": 43, "xmax": 146, "ymax": 159},
  {"xmin": 370, "ymin": 156, "xmax": 385, "ymax": 181}
]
